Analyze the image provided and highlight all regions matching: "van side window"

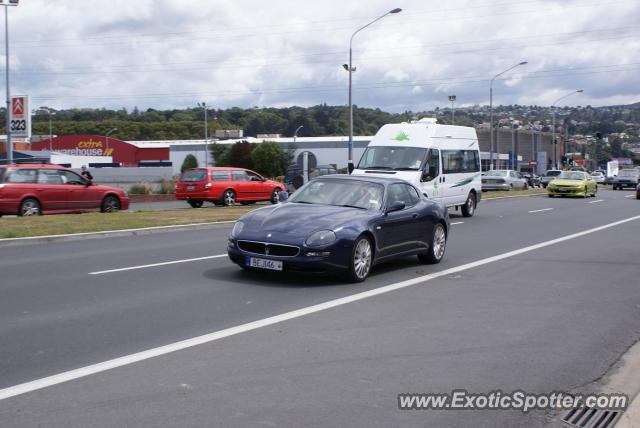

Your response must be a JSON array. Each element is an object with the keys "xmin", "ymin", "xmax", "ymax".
[
  {"xmin": 423, "ymin": 149, "xmax": 439, "ymax": 181},
  {"xmin": 442, "ymin": 150, "xmax": 480, "ymax": 173}
]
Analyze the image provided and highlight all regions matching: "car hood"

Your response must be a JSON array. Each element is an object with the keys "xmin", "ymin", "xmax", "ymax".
[
  {"xmin": 550, "ymin": 179, "xmax": 584, "ymax": 186},
  {"xmin": 239, "ymin": 203, "xmax": 373, "ymax": 239}
]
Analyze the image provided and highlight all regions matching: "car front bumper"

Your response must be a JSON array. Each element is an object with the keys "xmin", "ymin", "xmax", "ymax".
[
  {"xmin": 482, "ymin": 183, "xmax": 511, "ymax": 191},
  {"xmin": 547, "ymin": 186, "xmax": 585, "ymax": 196},
  {"xmin": 227, "ymin": 238, "xmax": 351, "ymax": 275}
]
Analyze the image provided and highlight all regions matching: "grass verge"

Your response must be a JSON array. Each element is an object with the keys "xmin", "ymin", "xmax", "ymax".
[
  {"xmin": 0, "ymin": 188, "xmax": 549, "ymax": 239},
  {"xmin": 0, "ymin": 205, "xmax": 259, "ymax": 239},
  {"xmin": 482, "ymin": 188, "xmax": 547, "ymax": 199}
]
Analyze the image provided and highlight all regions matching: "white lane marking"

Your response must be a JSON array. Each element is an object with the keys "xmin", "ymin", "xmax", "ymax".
[
  {"xmin": 2, "ymin": 214, "xmax": 640, "ymax": 402},
  {"xmin": 589, "ymin": 199, "xmax": 605, "ymax": 204},
  {"xmin": 484, "ymin": 193, "xmax": 546, "ymax": 201},
  {"xmin": 451, "ymin": 222, "xmax": 465, "ymax": 225},
  {"xmin": 625, "ymin": 195, "xmax": 635, "ymax": 198},
  {"xmin": 89, "ymin": 254, "xmax": 227, "ymax": 275},
  {"xmin": 528, "ymin": 208, "xmax": 554, "ymax": 213},
  {"xmin": 0, "ymin": 221, "xmax": 237, "ymax": 243}
]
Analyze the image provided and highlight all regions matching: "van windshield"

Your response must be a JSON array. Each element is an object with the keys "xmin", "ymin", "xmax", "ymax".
[
  {"xmin": 618, "ymin": 169, "xmax": 639, "ymax": 177},
  {"xmin": 357, "ymin": 146, "xmax": 427, "ymax": 171}
]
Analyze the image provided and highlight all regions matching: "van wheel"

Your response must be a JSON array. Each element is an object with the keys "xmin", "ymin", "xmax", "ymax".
[
  {"xmin": 101, "ymin": 196, "xmax": 121, "ymax": 212},
  {"xmin": 461, "ymin": 193, "xmax": 476, "ymax": 217},
  {"xmin": 418, "ymin": 223, "xmax": 447, "ymax": 264},
  {"xmin": 19, "ymin": 198, "xmax": 41, "ymax": 216},
  {"xmin": 188, "ymin": 200, "xmax": 204, "ymax": 208}
]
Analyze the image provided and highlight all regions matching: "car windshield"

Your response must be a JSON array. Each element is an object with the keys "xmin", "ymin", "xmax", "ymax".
[
  {"xmin": 546, "ymin": 170, "xmax": 562, "ymax": 177},
  {"xmin": 558, "ymin": 172, "xmax": 585, "ymax": 180},
  {"xmin": 619, "ymin": 170, "xmax": 639, "ymax": 177},
  {"xmin": 288, "ymin": 179, "xmax": 384, "ymax": 210},
  {"xmin": 181, "ymin": 169, "xmax": 207, "ymax": 182},
  {"xmin": 484, "ymin": 170, "xmax": 508, "ymax": 177},
  {"xmin": 357, "ymin": 146, "xmax": 427, "ymax": 171}
]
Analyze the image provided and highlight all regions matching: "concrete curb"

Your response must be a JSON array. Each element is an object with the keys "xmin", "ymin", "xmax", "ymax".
[{"xmin": 0, "ymin": 221, "xmax": 236, "ymax": 247}]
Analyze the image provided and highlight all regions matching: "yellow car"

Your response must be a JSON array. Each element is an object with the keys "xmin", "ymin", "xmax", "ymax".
[{"xmin": 547, "ymin": 171, "xmax": 598, "ymax": 198}]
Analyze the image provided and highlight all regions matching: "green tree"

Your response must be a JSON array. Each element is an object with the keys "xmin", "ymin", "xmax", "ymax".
[
  {"xmin": 181, "ymin": 154, "xmax": 199, "ymax": 173},
  {"xmin": 251, "ymin": 141, "xmax": 285, "ymax": 177},
  {"xmin": 209, "ymin": 143, "xmax": 227, "ymax": 165},
  {"xmin": 216, "ymin": 147, "xmax": 232, "ymax": 166},
  {"xmin": 227, "ymin": 141, "xmax": 255, "ymax": 169}
]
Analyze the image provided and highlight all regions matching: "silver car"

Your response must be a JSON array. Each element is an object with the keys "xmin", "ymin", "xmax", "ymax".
[{"xmin": 482, "ymin": 170, "xmax": 529, "ymax": 191}]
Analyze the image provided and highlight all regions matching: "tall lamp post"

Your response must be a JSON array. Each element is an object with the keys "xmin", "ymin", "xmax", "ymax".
[
  {"xmin": 3, "ymin": 0, "xmax": 18, "ymax": 164},
  {"xmin": 551, "ymin": 89, "xmax": 583, "ymax": 169},
  {"xmin": 105, "ymin": 127, "xmax": 117, "ymax": 159},
  {"xmin": 345, "ymin": 7, "xmax": 401, "ymax": 173},
  {"xmin": 448, "ymin": 95, "xmax": 456, "ymax": 124},
  {"xmin": 43, "ymin": 107, "xmax": 55, "ymax": 151},
  {"xmin": 293, "ymin": 125, "xmax": 303, "ymax": 144},
  {"xmin": 489, "ymin": 61, "xmax": 527, "ymax": 170},
  {"xmin": 198, "ymin": 102, "xmax": 209, "ymax": 166}
]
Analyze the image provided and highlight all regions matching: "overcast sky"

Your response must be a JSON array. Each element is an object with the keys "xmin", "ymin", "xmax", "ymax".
[{"xmin": 5, "ymin": 0, "xmax": 640, "ymax": 112}]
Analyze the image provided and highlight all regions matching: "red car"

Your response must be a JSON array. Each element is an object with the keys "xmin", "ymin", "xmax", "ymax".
[
  {"xmin": 0, "ymin": 164, "xmax": 129, "ymax": 216},
  {"xmin": 175, "ymin": 167, "xmax": 284, "ymax": 207}
]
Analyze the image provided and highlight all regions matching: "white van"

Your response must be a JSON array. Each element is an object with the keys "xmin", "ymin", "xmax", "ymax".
[{"xmin": 352, "ymin": 118, "xmax": 481, "ymax": 217}]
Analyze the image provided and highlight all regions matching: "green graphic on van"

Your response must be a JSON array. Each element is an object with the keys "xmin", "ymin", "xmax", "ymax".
[
  {"xmin": 451, "ymin": 174, "xmax": 480, "ymax": 188},
  {"xmin": 392, "ymin": 132, "xmax": 410, "ymax": 142}
]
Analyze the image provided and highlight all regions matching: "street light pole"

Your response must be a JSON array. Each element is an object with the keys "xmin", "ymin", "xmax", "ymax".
[
  {"xmin": 198, "ymin": 102, "xmax": 209, "ymax": 166},
  {"xmin": 293, "ymin": 125, "xmax": 303, "ymax": 144},
  {"xmin": 551, "ymin": 89, "xmax": 583, "ymax": 169},
  {"xmin": 346, "ymin": 7, "xmax": 401, "ymax": 174},
  {"xmin": 105, "ymin": 127, "xmax": 117, "ymax": 158},
  {"xmin": 448, "ymin": 95, "xmax": 456, "ymax": 125},
  {"xmin": 3, "ymin": 1, "xmax": 18, "ymax": 164},
  {"xmin": 489, "ymin": 61, "xmax": 527, "ymax": 170}
]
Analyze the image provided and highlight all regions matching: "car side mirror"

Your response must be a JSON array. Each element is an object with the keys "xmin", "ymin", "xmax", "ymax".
[
  {"xmin": 385, "ymin": 200, "xmax": 405, "ymax": 214},
  {"xmin": 278, "ymin": 191, "xmax": 289, "ymax": 202}
]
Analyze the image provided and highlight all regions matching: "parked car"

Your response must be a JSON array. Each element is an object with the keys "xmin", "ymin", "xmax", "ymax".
[
  {"xmin": 612, "ymin": 169, "xmax": 640, "ymax": 190},
  {"xmin": 540, "ymin": 170, "xmax": 562, "ymax": 188},
  {"xmin": 481, "ymin": 170, "xmax": 529, "ymax": 191},
  {"xmin": 228, "ymin": 175, "xmax": 450, "ymax": 282},
  {"xmin": 637, "ymin": 182, "xmax": 640, "ymax": 200},
  {"xmin": 284, "ymin": 164, "xmax": 338, "ymax": 192},
  {"xmin": 522, "ymin": 173, "xmax": 541, "ymax": 188},
  {"xmin": 604, "ymin": 175, "xmax": 616, "ymax": 186},
  {"xmin": 590, "ymin": 171, "xmax": 605, "ymax": 184},
  {"xmin": 0, "ymin": 163, "xmax": 129, "ymax": 216},
  {"xmin": 547, "ymin": 171, "xmax": 597, "ymax": 198},
  {"xmin": 175, "ymin": 167, "xmax": 283, "ymax": 207}
]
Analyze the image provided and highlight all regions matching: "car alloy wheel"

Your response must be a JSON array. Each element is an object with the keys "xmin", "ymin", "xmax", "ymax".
[
  {"xmin": 19, "ymin": 198, "xmax": 41, "ymax": 216},
  {"xmin": 432, "ymin": 224, "xmax": 446, "ymax": 261},
  {"xmin": 101, "ymin": 196, "xmax": 121, "ymax": 212},
  {"xmin": 350, "ymin": 236, "xmax": 372, "ymax": 282},
  {"xmin": 223, "ymin": 190, "xmax": 236, "ymax": 206},
  {"xmin": 271, "ymin": 188, "xmax": 281, "ymax": 204}
]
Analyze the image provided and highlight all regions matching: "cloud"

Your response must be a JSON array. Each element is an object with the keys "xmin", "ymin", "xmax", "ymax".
[{"xmin": 4, "ymin": 0, "xmax": 639, "ymax": 112}]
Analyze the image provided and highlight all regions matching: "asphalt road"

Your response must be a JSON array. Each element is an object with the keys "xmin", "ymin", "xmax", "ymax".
[{"xmin": 0, "ymin": 189, "xmax": 639, "ymax": 427}]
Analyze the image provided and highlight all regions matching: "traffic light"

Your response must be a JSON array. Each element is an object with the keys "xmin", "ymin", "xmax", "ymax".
[
  {"xmin": 561, "ymin": 156, "xmax": 567, "ymax": 166},
  {"xmin": 569, "ymin": 158, "xmax": 574, "ymax": 166}
]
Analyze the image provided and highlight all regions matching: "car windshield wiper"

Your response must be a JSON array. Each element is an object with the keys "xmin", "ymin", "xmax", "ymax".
[
  {"xmin": 338, "ymin": 204, "xmax": 367, "ymax": 210},
  {"xmin": 393, "ymin": 167, "xmax": 419, "ymax": 171},
  {"xmin": 292, "ymin": 200, "xmax": 314, "ymax": 204}
]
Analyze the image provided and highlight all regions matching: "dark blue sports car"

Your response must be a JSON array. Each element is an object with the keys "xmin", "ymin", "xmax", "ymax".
[{"xmin": 227, "ymin": 175, "xmax": 450, "ymax": 282}]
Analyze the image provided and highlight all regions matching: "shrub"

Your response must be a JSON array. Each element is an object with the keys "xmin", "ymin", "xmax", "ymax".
[
  {"xmin": 181, "ymin": 154, "xmax": 199, "ymax": 173},
  {"xmin": 157, "ymin": 178, "xmax": 176, "ymax": 194},
  {"xmin": 128, "ymin": 181, "xmax": 154, "ymax": 195},
  {"xmin": 251, "ymin": 140, "xmax": 285, "ymax": 177}
]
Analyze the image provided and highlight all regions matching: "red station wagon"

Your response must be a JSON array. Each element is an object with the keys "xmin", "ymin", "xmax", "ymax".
[
  {"xmin": 175, "ymin": 167, "xmax": 284, "ymax": 207},
  {"xmin": 0, "ymin": 164, "xmax": 129, "ymax": 216}
]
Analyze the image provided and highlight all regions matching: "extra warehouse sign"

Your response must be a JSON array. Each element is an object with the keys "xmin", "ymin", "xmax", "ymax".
[
  {"xmin": 9, "ymin": 95, "xmax": 31, "ymax": 138},
  {"xmin": 55, "ymin": 139, "xmax": 115, "ymax": 157}
]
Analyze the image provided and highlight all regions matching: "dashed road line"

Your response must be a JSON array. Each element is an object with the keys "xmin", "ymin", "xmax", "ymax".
[
  {"xmin": 528, "ymin": 208, "xmax": 554, "ymax": 213},
  {"xmin": 89, "ymin": 254, "xmax": 227, "ymax": 275}
]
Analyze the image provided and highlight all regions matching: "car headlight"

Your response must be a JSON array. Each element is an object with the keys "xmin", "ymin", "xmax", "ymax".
[
  {"xmin": 305, "ymin": 230, "xmax": 336, "ymax": 247},
  {"xmin": 230, "ymin": 221, "xmax": 244, "ymax": 238}
]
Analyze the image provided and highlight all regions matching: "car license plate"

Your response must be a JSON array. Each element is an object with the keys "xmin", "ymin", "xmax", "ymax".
[
  {"xmin": 187, "ymin": 185, "xmax": 195, "ymax": 191},
  {"xmin": 246, "ymin": 257, "xmax": 283, "ymax": 271}
]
